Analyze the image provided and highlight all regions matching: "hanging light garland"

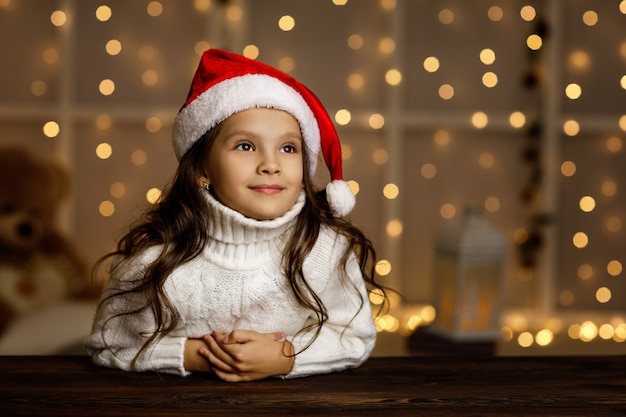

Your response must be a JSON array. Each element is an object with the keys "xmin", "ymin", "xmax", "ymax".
[{"xmin": 518, "ymin": 13, "xmax": 553, "ymax": 271}]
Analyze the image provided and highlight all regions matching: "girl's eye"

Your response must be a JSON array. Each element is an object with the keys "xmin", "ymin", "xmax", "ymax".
[
  {"xmin": 280, "ymin": 144, "xmax": 297, "ymax": 154},
  {"xmin": 235, "ymin": 142, "xmax": 254, "ymax": 151}
]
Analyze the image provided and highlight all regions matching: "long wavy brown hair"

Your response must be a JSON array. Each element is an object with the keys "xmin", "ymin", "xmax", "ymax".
[{"xmin": 94, "ymin": 122, "xmax": 386, "ymax": 370}]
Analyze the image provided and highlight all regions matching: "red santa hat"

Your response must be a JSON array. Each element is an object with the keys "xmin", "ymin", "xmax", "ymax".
[{"xmin": 172, "ymin": 48, "xmax": 355, "ymax": 217}]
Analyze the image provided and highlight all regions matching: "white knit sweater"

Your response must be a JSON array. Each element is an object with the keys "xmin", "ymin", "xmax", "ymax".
[{"xmin": 86, "ymin": 191, "xmax": 376, "ymax": 378}]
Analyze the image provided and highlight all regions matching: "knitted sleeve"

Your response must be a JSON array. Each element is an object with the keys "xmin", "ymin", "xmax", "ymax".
[
  {"xmin": 85, "ymin": 248, "xmax": 189, "ymax": 376},
  {"xmin": 283, "ymin": 228, "xmax": 377, "ymax": 378}
]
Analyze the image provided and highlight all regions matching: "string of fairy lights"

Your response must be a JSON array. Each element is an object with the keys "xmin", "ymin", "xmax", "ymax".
[{"xmin": 2, "ymin": 0, "xmax": 626, "ymax": 351}]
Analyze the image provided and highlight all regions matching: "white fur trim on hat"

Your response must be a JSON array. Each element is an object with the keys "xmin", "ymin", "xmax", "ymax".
[{"xmin": 172, "ymin": 73, "xmax": 321, "ymax": 178}]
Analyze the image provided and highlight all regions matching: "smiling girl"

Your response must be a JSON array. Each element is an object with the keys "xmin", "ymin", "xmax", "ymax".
[{"xmin": 86, "ymin": 49, "xmax": 385, "ymax": 382}]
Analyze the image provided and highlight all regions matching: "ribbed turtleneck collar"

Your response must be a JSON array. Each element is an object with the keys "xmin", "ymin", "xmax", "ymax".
[{"xmin": 201, "ymin": 190, "xmax": 305, "ymax": 267}]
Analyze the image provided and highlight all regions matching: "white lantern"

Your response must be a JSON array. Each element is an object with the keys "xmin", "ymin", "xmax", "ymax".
[{"xmin": 431, "ymin": 207, "xmax": 507, "ymax": 341}]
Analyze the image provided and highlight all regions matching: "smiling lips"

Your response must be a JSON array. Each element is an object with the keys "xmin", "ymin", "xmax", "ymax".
[{"xmin": 249, "ymin": 184, "xmax": 285, "ymax": 195}]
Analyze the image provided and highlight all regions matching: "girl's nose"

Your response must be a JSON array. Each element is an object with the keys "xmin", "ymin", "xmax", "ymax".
[{"xmin": 258, "ymin": 153, "xmax": 281, "ymax": 175}]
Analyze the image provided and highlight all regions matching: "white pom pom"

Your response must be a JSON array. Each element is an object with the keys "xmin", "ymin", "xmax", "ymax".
[{"xmin": 326, "ymin": 180, "xmax": 355, "ymax": 217}]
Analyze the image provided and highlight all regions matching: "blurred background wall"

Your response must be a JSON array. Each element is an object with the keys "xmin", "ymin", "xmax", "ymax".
[{"xmin": 0, "ymin": 0, "xmax": 625, "ymax": 355}]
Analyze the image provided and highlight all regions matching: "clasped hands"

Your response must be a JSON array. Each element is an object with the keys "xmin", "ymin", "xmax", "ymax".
[{"xmin": 184, "ymin": 329, "xmax": 295, "ymax": 382}]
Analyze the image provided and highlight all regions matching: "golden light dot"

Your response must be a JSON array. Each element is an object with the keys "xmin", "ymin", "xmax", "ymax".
[
  {"xmin": 565, "ymin": 83, "xmax": 582, "ymax": 99},
  {"xmin": 535, "ymin": 329, "xmax": 553, "ymax": 347},
  {"xmin": 43, "ymin": 48, "xmax": 59, "ymax": 64},
  {"xmin": 607, "ymin": 260, "xmax": 623, "ymax": 277},
  {"xmin": 95, "ymin": 114, "xmax": 111, "ymax": 130},
  {"xmin": 602, "ymin": 180, "xmax": 617, "ymax": 197},
  {"xmin": 472, "ymin": 112, "xmax": 489, "ymax": 129},
  {"xmin": 482, "ymin": 71, "xmax": 499, "ymax": 87},
  {"xmin": 596, "ymin": 287, "xmax": 611, "ymax": 304},
  {"xmin": 438, "ymin": 8, "xmax": 454, "ymax": 24},
  {"xmin": 526, "ymin": 34, "xmax": 543, "ymax": 50},
  {"xmin": 572, "ymin": 231, "xmax": 589, "ymax": 249},
  {"xmin": 621, "ymin": 75, "xmax": 626, "ymax": 91},
  {"xmin": 96, "ymin": 5, "xmax": 112, "ymax": 21},
  {"xmin": 518, "ymin": 331, "xmax": 534, "ymax": 348},
  {"xmin": 568, "ymin": 323, "xmax": 581, "ymax": 339},
  {"xmin": 480, "ymin": 48, "xmax": 496, "ymax": 65},
  {"xmin": 509, "ymin": 111, "xmax": 526, "ymax": 128},
  {"xmin": 43, "ymin": 121, "xmax": 60, "ymax": 138},
  {"xmin": 599, "ymin": 324, "xmax": 615, "ymax": 340},
  {"xmin": 147, "ymin": 1, "xmax": 163, "ymax": 17},
  {"xmin": 561, "ymin": 160, "xmax": 576, "ymax": 177},
  {"xmin": 380, "ymin": 0, "xmax": 396, "ymax": 10},
  {"xmin": 96, "ymin": 143, "xmax": 112, "ymax": 159},
  {"xmin": 386, "ymin": 219, "xmax": 403, "ymax": 237},
  {"xmin": 368, "ymin": 113, "xmax": 385, "ymax": 129},
  {"xmin": 369, "ymin": 288, "xmax": 385, "ymax": 306},
  {"xmin": 375, "ymin": 259, "xmax": 392, "ymax": 276},
  {"xmin": 110, "ymin": 182, "xmax": 126, "ymax": 199},
  {"xmin": 99, "ymin": 201, "xmax": 115, "ymax": 217},
  {"xmin": 620, "ymin": 115, "xmax": 626, "ymax": 131},
  {"xmin": 31, "ymin": 81, "xmax": 47, "ymax": 96},
  {"xmin": 580, "ymin": 321, "xmax": 598, "ymax": 341},
  {"xmin": 621, "ymin": 0, "xmax": 626, "ymax": 14},
  {"xmin": 579, "ymin": 195, "xmax": 596, "ymax": 212},
  {"xmin": 335, "ymin": 109, "xmax": 351, "ymax": 125},
  {"xmin": 578, "ymin": 264, "xmax": 593, "ymax": 280},
  {"xmin": 242, "ymin": 44, "xmax": 259, "ymax": 59},
  {"xmin": 194, "ymin": 0, "xmax": 212, "ymax": 12},
  {"xmin": 146, "ymin": 188, "xmax": 162, "ymax": 204},
  {"xmin": 131, "ymin": 150, "xmax": 148, "ymax": 166},
  {"xmin": 106, "ymin": 39, "xmax": 122, "ymax": 56},
  {"xmin": 423, "ymin": 56, "xmax": 440, "ymax": 73},
  {"xmin": 347, "ymin": 180, "xmax": 359, "ymax": 195},
  {"xmin": 372, "ymin": 149, "xmax": 388, "ymax": 165},
  {"xmin": 434, "ymin": 130, "xmax": 450, "ymax": 146},
  {"xmin": 226, "ymin": 5, "xmax": 243, "ymax": 21},
  {"xmin": 606, "ymin": 216, "xmax": 622, "ymax": 233},
  {"xmin": 563, "ymin": 119, "xmax": 580, "ymax": 136},
  {"xmin": 379, "ymin": 37, "xmax": 396, "ymax": 54},
  {"xmin": 99, "ymin": 79, "xmax": 115, "ymax": 96},
  {"xmin": 347, "ymin": 34, "xmax": 363, "ymax": 50},
  {"xmin": 145, "ymin": 116, "xmax": 162, "ymax": 133},
  {"xmin": 513, "ymin": 228, "xmax": 528, "ymax": 244},
  {"xmin": 383, "ymin": 183, "xmax": 399, "ymax": 199},
  {"xmin": 606, "ymin": 136, "xmax": 622, "ymax": 152},
  {"xmin": 142, "ymin": 70, "xmax": 158, "ymax": 86},
  {"xmin": 440, "ymin": 203, "xmax": 456, "ymax": 219},
  {"xmin": 487, "ymin": 6, "xmax": 503, "ymax": 22},
  {"xmin": 438, "ymin": 84, "xmax": 454, "ymax": 100},
  {"xmin": 278, "ymin": 56, "xmax": 295, "ymax": 73},
  {"xmin": 50, "ymin": 10, "xmax": 67, "ymax": 26},
  {"xmin": 484, "ymin": 196, "xmax": 500, "ymax": 213},
  {"xmin": 520, "ymin": 5, "xmax": 536, "ymax": 21},
  {"xmin": 278, "ymin": 15, "xmax": 295, "ymax": 31},
  {"xmin": 332, "ymin": 0, "xmax": 348, "ymax": 5},
  {"xmin": 569, "ymin": 50, "xmax": 590, "ymax": 71},
  {"xmin": 347, "ymin": 73, "xmax": 364, "ymax": 90},
  {"xmin": 385, "ymin": 69, "xmax": 402, "ymax": 86},
  {"xmin": 560, "ymin": 291, "xmax": 575, "ymax": 307},
  {"xmin": 582, "ymin": 10, "xmax": 598, "ymax": 26},
  {"xmin": 478, "ymin": 152, "xmax": 494, "ymax": 168},
  {"xmin": 342, "ymin": 144, "xmax": 353, "ymax": 159},
  {"xmin": 420, "ymin": 163, "xmax": 436, "ymax": 179}
]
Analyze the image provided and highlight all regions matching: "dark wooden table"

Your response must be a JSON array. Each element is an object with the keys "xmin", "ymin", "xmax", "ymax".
[{"xmin": 1, "ymin": 355, "xmax": 624, "ymax": 416}]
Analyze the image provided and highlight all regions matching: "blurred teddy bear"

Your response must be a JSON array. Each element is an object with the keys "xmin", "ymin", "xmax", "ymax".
[{"xmin": 0, "ymin": 146, "xmax": 96, "ymax": 334}]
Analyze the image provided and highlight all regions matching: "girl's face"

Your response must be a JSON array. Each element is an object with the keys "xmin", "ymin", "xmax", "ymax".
[{"xmin": 201, "ymin": 108, "xmax": 304, "ymax": 220}]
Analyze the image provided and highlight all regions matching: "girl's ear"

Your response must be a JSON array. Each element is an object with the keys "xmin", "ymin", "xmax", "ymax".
[{"xmin": 197, "ymin": 176, "xmax": 210, "ymax": 190}]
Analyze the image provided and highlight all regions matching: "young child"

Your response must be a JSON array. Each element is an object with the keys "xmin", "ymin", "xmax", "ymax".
[{"xmin": 86, "ymin": 49, "xmax": 384, "ymax": 382}]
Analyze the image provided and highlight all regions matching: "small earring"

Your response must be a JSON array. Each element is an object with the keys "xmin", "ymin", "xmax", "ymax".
[{"xmin": 201, "ymin": 181, "xmax": 210, "ymax": 190}]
